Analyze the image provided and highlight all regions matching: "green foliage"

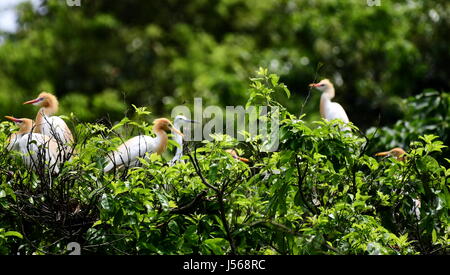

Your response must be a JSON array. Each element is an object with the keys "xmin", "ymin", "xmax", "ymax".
[
  {"xmin": 0, "ymin": 0, "xmax": 448, "ymax": 255},
  {"xmin": 0, "ymin": 69, "xmax": 448, "ymax": 255},
  {"xmin": 0, "ymin": 0, "xmax": 448, "ymax": 129},
  {"xmin": 367, "ymin": 91, "xmax": 450, "ymax": 155},
  {"xmin": 0, "ymin": 229, "xmax": 23, "ymax": 255}
]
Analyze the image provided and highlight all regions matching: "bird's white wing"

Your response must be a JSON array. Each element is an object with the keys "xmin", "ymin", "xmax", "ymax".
[
  {"xmin": 18, "ymin": 133, "xmax": 60, "ymax": 173},
  {"xmin": 41, "ymin": 116, "xmax": 74, "ymax": 144},
  {"xmin": 326, "ymin": 102, "xmax": 350, "ymax": 123},
  {"xmin": 104, "ymin": 135, "xmax": 156, "ymax": 172}
]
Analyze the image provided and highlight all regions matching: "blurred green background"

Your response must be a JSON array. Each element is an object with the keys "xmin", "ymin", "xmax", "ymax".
[{"xmin": 0, "ymin": 0, "xmax": 448, "ymax": 131}]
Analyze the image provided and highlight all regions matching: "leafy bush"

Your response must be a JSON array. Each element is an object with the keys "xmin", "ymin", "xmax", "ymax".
[
  {"xmin": 367, "ymin": 90, "xmax": 450, "ymax": 158},
  {"xmin": 0, "ymin": 69, "xmax": 448, "ymax": 255}
]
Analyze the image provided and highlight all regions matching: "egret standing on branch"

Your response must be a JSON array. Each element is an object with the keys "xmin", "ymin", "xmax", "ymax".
[
  {"xmin": 5, "ymin": 116, "xmax": 60, "ymax": 173},
  {"xmin": 309, "ymin": 79, "xmax": 351, "ymax": 131},
  {"xmin": 104, "ymin": 118, "xmax": 184, "ymax": 173}
]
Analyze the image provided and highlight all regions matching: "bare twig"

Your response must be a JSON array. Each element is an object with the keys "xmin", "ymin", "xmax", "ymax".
[{"xmin": 169, "ymin": 190, "xmax": 207, "ymax": 214}]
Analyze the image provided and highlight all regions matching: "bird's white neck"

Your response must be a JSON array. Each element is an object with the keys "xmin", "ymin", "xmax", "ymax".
[
  {"xmin": 35, "ymin": 108, "xmax": 52, "ymax": 133},
  {"xmin": 173, "ymin": 123, "xmax": 184, "ymax": 153},
  {"xmin": 168, "ymin": 121, "xmax": 185, "ymax": 164},
  {"xmin": 172, "ymin": 131, "xmax": 184, "ymax": 163},
  {"xmin": 320, "ymin": 87, "xmax": 335, "ymax": 118},
  {"xmin": 321, "ymin": 86, "xmax": 335, "ymax": 100},
  {"xmin": 174, "ymin": 134, "xmax": 183, "ymax": 154}
]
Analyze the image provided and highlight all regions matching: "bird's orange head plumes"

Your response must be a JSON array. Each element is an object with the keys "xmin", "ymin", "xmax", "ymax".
[
  {"xmin": 24, "ymin": 92, "xmax": 59, "ymax": 110},
  {"xmin": 153, "ymin": 118, "xmax": 184, "ymax": 137},
  {"xmin": 5, "ymin": 116, "xmax": 34, "ymax": 133}
]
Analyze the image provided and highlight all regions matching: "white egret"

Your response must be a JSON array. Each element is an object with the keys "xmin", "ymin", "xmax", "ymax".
[
  {"xmin": 5, "ymin": 116, "xmax": 60, "ymax": 173},
  {"xmin": 24, "ymin": 92, "xmax": 74, "ymax": 157},
  {"xmin": 309, "ymin": 79, "xmax": 350, "ymax": 131},
  {"xmin": 104, "ymin": 118, "xmax": 183, "ymax": 173}
]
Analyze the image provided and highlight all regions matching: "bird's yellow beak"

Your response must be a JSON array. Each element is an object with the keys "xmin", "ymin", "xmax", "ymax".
[
  {"xmin": 238, "ymin": 157, "xmax": 250, "ymax": 163},
  {"xmin": 375, "ymin": 151, "xmax": 390, "ymax": 157},
  {"xmin": 23, "ymin": 98, "xmax": 41, "ymax": 105},
  {"xmin": 309, "ymin": 83, "xmax": 319, "ymax": 87},
  {"xmin": 5, "ymin": 116, "xmax": 22, "ymax": 123}
]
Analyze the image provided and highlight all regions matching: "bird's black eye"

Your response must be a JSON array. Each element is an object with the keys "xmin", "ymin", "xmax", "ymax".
[{"xmin": 320, "ymin": 84, "xmax": 325, "ymax": 87}]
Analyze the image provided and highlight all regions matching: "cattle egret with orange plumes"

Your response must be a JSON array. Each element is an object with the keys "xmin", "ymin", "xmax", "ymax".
[
  {"xmin": 375, "ymin": 147, "xmax": 407, "ymax": 162},
  {"xmin": 104, "ymin": 118, "xmax": 183, "ymax": 173},
  {"xmin": 225, "ymin": 149, "xmax": 250, "ymax": 163},
  {"xmin": 5, "ymin": 116, "xmax": 60, "ymax": 173},
  {"xmin": 309, "ymin": 79, "xmax": 350, "ymax": 131},
  {"xmin": 24, "ymin": 92, "xmax": 74, "ymax": 156}
]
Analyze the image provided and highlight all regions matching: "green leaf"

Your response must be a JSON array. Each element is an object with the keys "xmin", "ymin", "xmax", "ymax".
[
  {"xmin": 4, "ymin": 231, "xmax": 23, "ymax": 239},
  {"xmin": 202, "ymin": 238, "xmax": 228, "ymax": 255},
  {"xmin": 111, "ymin": 117, "xmax": 131, "ymax": 131},
  {"xmin": 283, "ymin": 86, "xmax": 291, "ymax": 98},
  {"xmin": 431, "ymin": 229, "xmax": 437, "ymax": 243},
  {"xmin": 92, "ymin": 220, "xmax": 102, "ymax": 227}
]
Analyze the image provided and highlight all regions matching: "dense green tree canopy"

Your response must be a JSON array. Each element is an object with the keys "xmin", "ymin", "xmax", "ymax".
[
  {"xmin": 0, "ymin": 0, "xmax": 448, "ymax": 128},
  {"xmin": 0, "ymin": 0, "xmax": 448, "ymax": 256},
  {"xmin": 0, "ymin": 69, "xmax": 448, "ymax": 255}
]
